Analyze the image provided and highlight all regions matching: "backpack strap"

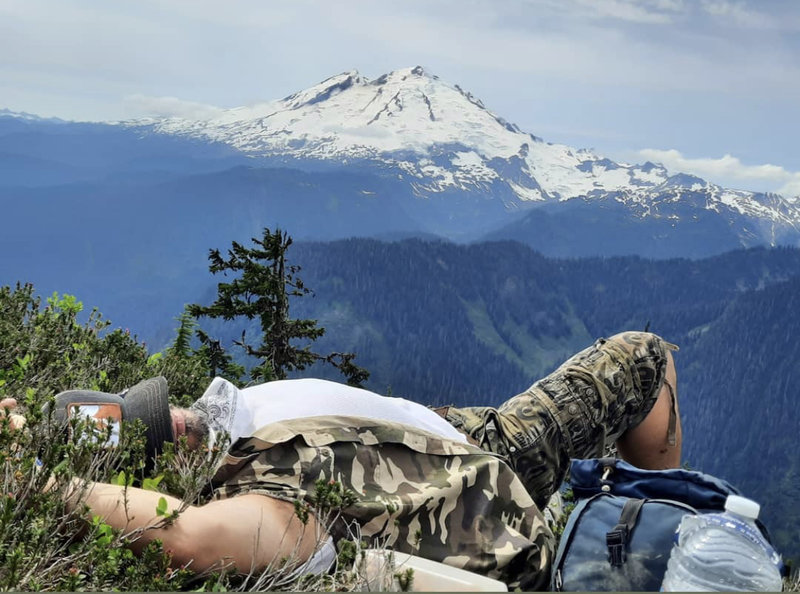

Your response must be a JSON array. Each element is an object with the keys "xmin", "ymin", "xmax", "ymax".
[{"xmin": 605, "ymin": 498, "xmax": 645, "ymax": 567}]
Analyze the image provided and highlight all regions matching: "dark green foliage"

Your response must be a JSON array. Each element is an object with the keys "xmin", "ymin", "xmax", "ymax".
[
  {"xmin": 153, "ymin": 310, "xmax": 223, "ymax": 407},
  {"xmin": 0, "ymin": 385, "xmax": 182, "ymax": 590},
  {"xmin": 169, "ymin": 309, "xmax": 196, "ymax": 359},
  {"xmin": 0, "ymin": 283, "xmax": 215, "ymax": 406},
  {"xmin": 281, "ymin": 239, "xmax": 586, "ymax": 405},
  {"xmin": 189, "ymin": 228, "xmax": 368, "ymax": 386},
  {"xmin": 0, "ymin": 283, "xmax": 146, "ymax": 395},
  {"xmin": 678, "ymin": 274, "xmax": 800, "ymax": 563},
  {"xmin": 194, "ymin": 328, "xmax": 246, "ymax": 387},
  {"xmin": 0, "ymin": 283, "xmax": 229, "ymax": 590},
  {"xmin": 552, "ymin": 489, "xmax": 576, "ymax": 540}
]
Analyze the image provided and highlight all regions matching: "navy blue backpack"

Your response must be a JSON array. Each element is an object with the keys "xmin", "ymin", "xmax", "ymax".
[{"xmin": 550, "ymin": 458, "xmax": 777, "ymax": 592}]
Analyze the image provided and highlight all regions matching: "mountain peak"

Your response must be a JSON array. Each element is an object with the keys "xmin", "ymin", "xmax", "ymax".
[
  {"xmin": 143, "ymin": 67, "xmax": 695, "ymax": 202},
  {"xmin": 282, "ymin": 70, "xmax": 365, "ymax": 109},
  {"xmin": 402, "ymin": 65, "xmax": 439, "ymax": 80},
  {"xmin": 663, "ymin": 172, "xmax": 708, "ymax": 189},
  {"xmin": 141, "ymin": 68, "xmax": 797, "ymax": 223},
  {"xmin": 152, "ymin": 65, "xmax": 532, "ymax": 156}
]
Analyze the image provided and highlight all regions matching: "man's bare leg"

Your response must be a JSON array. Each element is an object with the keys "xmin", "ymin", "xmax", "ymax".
[{"xmin": 616, "ymin": 348, "xmax": 682, "ymax": 469}]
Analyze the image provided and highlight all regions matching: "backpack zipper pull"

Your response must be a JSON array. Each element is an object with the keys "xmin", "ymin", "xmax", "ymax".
[{"xmin": 600, "ymin": 465, "xmax": 615, "ymax": 492}]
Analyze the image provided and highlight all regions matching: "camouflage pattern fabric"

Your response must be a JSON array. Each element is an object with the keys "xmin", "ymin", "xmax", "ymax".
[
  {"xmin": 443, "ymin": 331, "xmax": 678, "ymax": 510},
  {"xmin": 210, "ymin": 415, "xmax": 554, "ymax": 591}
]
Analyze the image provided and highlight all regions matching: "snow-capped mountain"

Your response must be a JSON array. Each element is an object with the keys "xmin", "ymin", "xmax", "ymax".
[
  {"xmin": 134, "ymin": 66, "xmax": 800, "ymax": 239},
  {"xmin": 142, "ymin": 66, "xmax": 672, "ymax": 202}
]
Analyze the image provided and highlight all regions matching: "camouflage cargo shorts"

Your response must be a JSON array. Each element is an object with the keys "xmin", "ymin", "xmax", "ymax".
[
  {"xmin": 442, "ymin": 331, "xmax": 678, "ymax": 509},
  {"xmin": 211, "ymin": 415, "xmax": 553, "ymax": 590},
  {"xmin": 209, "ymin": 331, "xmax": 676, "ymax": 589}
]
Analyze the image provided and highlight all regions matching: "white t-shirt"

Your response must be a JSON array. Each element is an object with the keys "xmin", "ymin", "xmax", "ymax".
[{"xmin": 190, "ymin": 377, "xmax": 467, "ymax": 445}]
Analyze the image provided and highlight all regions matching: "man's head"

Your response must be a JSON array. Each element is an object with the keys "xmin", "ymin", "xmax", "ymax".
[
  {"xmin": 54, "ymin": 376, "xmax": 215, "ymax": 460},
  {"xmin": 169, "ymin": 406, "xmax": 210, "ymax": 449}
]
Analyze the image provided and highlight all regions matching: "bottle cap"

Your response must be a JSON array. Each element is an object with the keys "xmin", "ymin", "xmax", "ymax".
[{"xmin": 725, "ymin": 495, "xmax": 760, "ymax": 519}]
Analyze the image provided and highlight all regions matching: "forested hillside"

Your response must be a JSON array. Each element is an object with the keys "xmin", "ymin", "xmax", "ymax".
[
  {"xmin": 277, "ymin": 241, "xmax": 800, "ymax": 399},
  {"xmin": 289, "ymin": 239, "xmax": 591, "ymax": 404},
  {"xmin": 678, "ymin": 274, "xmax": 800, "ymax": 557}
]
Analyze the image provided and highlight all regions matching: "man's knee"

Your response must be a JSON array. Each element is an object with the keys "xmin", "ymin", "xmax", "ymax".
[
  {"xmin": 606, "ymin": 331, "xmax": 674, "ymax": 361},
  {"xmin": 605, "ymin": 331, "xmax": 678, "ymax": 403},
  {"xmin": 615, "ymin": 338, "xmax": 682, "ymax": 469}
]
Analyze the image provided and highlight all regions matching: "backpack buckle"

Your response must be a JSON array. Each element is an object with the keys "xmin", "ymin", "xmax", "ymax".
[{"xmin": 606, "ymin": 527, "xmax": 628, "ymax": 567}]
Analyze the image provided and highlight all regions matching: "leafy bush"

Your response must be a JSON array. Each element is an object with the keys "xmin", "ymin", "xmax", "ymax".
[
  {"xmin": 0, "ymin": 283, "xmax": 389, "ymax": 591},
  {"xmin": 0, "ymin": 284, "xmax": 211, "ymax": 589},
  {"xmin": 0, "ymin": 283, "xmax": 208, "ymax": 403}
]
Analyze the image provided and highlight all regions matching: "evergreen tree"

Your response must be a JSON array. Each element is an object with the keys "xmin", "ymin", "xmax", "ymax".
[
  {"xmin": 188, "ymin": 228, "xmax": 369, "ymax": 386},
  {"xmin": 168, "ymin": 308, "xmax": 197, "ymax": 358},
  {"xmin": 194, "ymin": 328, "xmax": 245, "ymax": 385}
]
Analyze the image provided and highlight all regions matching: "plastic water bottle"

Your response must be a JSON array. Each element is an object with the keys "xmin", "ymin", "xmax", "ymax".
[{"xmin": 661, "ymin": 495, "xmax": 783, "ymax": 592}]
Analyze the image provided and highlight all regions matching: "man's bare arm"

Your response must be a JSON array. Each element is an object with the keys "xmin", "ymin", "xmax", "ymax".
[
  {"xmin": 1, "ymin": 394, "xmax": 322, "ymax": 573},
  {"xmin": 64, "ymin": 482, "xmax": 323, "ymax": 573}
]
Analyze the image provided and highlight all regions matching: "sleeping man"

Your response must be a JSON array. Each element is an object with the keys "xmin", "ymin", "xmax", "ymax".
[{"xmin": 6, "ymin": 331, "xmax": 681, "ymax": 590}]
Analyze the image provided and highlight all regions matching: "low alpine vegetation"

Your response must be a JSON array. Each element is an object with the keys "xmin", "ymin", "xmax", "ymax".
[{"xmin": 0, "ymin": 282, "xmax": 390, "ymax": 591}]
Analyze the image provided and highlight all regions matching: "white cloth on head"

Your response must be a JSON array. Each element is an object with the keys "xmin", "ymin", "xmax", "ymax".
[{"xmin": 190, "ymin": 377, "xmax": 467, "ymax": 445}]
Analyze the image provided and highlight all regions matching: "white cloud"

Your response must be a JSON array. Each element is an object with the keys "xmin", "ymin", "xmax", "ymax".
[
  {"xmin": 779, "ymin": 178, "xmax": 800, "ymax": 198},
  {"xmin": 123, "ymin": 95, "xmax": 224, "ymax": 120},
  {"xmin": 570, "ymin": 0, "xmax": 685, "ymax": 24},
  {"xmin": 653, "ymin": 0, "xmax": 685, "ymax": 10},
  {"xmin": 700, "ymin": 0, "xmax": 800, "ymax": 30},
  {"xmin": 518, "ymin": 0, "xmax": 685, "ymax": 24},
  {"xmin": 324, "ymin": 0, "xmax": 800, "ymax": 104},
  {"xmin": 700, "ymin": 0, "xmax": 774, "ymax": 27},
  {"xmin": 639, "ymin": 148, "xmax": 800, "ymax": 196}
]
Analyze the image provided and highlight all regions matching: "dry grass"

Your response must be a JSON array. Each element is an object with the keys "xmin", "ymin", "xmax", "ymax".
[{"xmin": 785, "ymin": 569, "xmax": 800, "ymax": 592}]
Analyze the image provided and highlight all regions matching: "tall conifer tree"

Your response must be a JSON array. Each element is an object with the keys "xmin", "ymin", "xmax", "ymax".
[{"xmin": 189, "ymin": 228, "xmax": 368, "ymax": 386}]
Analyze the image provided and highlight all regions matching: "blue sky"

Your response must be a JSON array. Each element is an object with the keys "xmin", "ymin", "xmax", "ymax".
[{"xmin": 2, "ymin": 0, "xmax": 799, "ymax": 196}]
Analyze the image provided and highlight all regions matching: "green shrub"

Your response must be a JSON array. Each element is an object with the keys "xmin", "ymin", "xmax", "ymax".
[
  {"xmin": 0, "ymin": 283, "xmax": 209, "ymax": 403},
  {"xmin": 0, "ymin": 283, "xmax": 379, "ymax": 591},
  {"xmin": 0, "ymin": 392, "xmax": 200, "ymax": 590},
  {"xmin": 0, "ymin": 284, "xmax": 223, "ymax": 589}
]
